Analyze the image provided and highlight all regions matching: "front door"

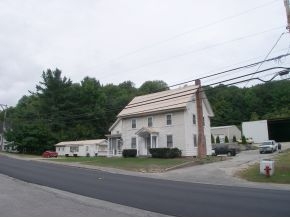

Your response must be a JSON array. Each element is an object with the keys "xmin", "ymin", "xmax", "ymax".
[
  {"xmin": 152, "ymin": 136, "xmax": 157, "ymax": 148},
  {"xmin": 145, "ymin": 136, "xmax": 151, "ymax": 155}
]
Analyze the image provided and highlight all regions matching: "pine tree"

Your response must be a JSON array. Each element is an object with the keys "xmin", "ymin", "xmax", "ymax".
[
  {"xmin": 225, "ymin": 136, "xmax": 229, "ymax": 143},
  {"xmin": 216, "ymin": 136, "xmax": 220, "ymax": 144},
  {"xmin": 211, "ymin": 134, "xmax": 215, "ymax": 144}
]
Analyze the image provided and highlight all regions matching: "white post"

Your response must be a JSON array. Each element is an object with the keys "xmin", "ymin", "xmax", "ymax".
[
  {"xmin": 136, "ymin": 136, "xmax": 139, "ymax": 156},
  {"xmin": 156, "ymin": 135, "xmax": 158, "ymax": 148},
  {"xmin": 107, "ymin": 138, "xmax": 111, "ymax": 157}
]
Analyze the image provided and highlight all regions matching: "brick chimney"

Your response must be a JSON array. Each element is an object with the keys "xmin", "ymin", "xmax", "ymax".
[{"xmin": 195, "ymin": 79, "xmax": 206, "ymax": 158}]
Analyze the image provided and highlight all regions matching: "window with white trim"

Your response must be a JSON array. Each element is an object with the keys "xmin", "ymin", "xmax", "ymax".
[
  {"xmin": 166, "ymin": 114, "xmax": 172, "ymax": 126},
  {"xmin": 148, "ymin": 117, "xmax": 153, "ymax": 127},
  {"xmin": 131, "ymin": 137, "xmax": 137, "ymax": 149},
  {"xmin": 167, "ymin": 135, "xmax": 173, "ymax": 148},
  {"xmin": 131, "ymin": 118, "xmax": 137, "ymax": 129}
]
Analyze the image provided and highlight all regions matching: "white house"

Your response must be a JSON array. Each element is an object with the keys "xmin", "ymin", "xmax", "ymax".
[
  {"xmin": 211, "ymin": 125, "xmax": 241, "ymax": 143},
  {"xmin": 106, "ymin": 85, "xmax": 214, "ymax": 157},
  {"xmin": 54, "ymin": 139, "xmax": 107, "ymax": 157}
]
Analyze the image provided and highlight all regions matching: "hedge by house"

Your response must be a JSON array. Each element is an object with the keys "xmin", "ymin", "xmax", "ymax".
[
  {"xmin": 149, "ymin": 147, "xmax": 182, "ymax": 158},
  {"xmin": 122, "ymin": 149, "xmax": 137, "ymax": 157}
]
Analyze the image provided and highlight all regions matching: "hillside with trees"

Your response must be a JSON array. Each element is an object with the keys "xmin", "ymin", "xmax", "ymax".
[
  {"xmin": 205, "ymin": 80, "xmax": 290, "ymax": 126},
  {"xmin": 1, "ymin": 68, "xmax": 289, "ymax": 154}
]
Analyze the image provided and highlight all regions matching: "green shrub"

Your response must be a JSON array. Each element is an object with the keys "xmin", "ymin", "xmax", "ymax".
[
  {"xmin": 122, "ymin": 149, "xmax": 137, "ymax": 158},
  {"xmin": 225, "ymin": 136, "xmax": 229, "ymax": 143},
  {"xmin": 211, "ymin": 134, "xmax": 215, "ymax": 144},
  {"xmin": 149, "ymin": 147, "xmax": 182, "ymax": 158},
  {"xmin": 242, "ymin": 135, "xmax": 247, "ymax": 144},
  {"xmin": 216, "ymin": 136, "xmax": 220, "ymax": 144},
  {"xmin": 233, "ymin": 135, "xmax": 237, "ymax": 142}
]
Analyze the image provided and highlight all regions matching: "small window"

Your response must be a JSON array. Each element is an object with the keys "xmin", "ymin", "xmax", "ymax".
[
  {"xmin": 62, "ymin": 147, "xmax": 64, "ymax": 151},
  {"xmin": 132, "ymin": 118, "xmax": 137, "ymax": 129},
  {"xmin": 148, "ymin": 117, "xmax": 153, "ymax": 127},
  {"xmin": 167, "ymin": 135, "xmax": 173, "ymax": 148},
  {"xmin": 86, "ymin": 146, "xmax": 88, "ymax": 151},
  {"xmin": 131, "ymin": 137, "xmax": 137, "ymax": 149},
  {"xmin": 193, "ymin": 134, "xmax": 197, "ymax": 147},
  {"xmin": 166, "ymin": 114, "xmax": 172, "ymax": 126},
  {"xmin": 193, "ymin": 114, "xmax": 196, "ymax": 125}
]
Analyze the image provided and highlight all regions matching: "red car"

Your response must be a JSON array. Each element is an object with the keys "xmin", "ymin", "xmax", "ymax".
[{"xmin": 42, "ymin": 151, "xmax": 58, "ymax": 158}]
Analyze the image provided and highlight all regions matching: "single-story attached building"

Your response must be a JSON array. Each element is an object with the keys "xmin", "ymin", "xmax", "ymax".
[
  {"xmin": 211, "ymin": 125, "xmax": 241, "ymax": 143},
  {"xmin": 54, "ymin": 139, "xmax": 107, "ymax": 157}
]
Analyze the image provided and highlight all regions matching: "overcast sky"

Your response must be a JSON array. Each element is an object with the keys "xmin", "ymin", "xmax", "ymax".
[{"xmin": 0, "ymin": 0, "xmax": 290, "ymax": 107}]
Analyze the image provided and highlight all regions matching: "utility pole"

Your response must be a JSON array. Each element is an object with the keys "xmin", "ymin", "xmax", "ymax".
[
  {"xmin": 195, "ymin": 79, "xmax": 206, "ymax": 158},
  {"xmin": 0, "ymin": 103, "xmax": 8, "ymax": 151},
  {"xmin": 284, "ymin": 0, "xmax": 290, "ymax": 31}
]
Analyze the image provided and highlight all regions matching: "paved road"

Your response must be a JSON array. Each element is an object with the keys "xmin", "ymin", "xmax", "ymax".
[{"xmin": 0, "ymin": 155, "xmax": 290, "ymax": 216}]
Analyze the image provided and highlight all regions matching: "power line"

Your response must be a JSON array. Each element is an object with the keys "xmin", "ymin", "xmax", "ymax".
[
  {"xmin": 169, "ymin": 47, "xmax": 290, "ymax": 86},
  {"xmin": 121, "ymin": 66, "xmax": 290, "ymax": 112},
  {"xmin": 244, "ymin": 31, "xmax": 287, "ymax": 87},
  {"xmin": 17, "ymin": 53, "xmax": 290, "ymax": 120},
  {"xmin": 7, "ymin": 66, "xmax": 289, "ymax": 123},
  {"xmin": 113, "ymin": 76, "xmax": 290, "ymax": 118},
  {"xmin": 93, "ymin": 0, "xmax": 278, "ymax": 71},
  {"xmin": 98, "ymin": 26, "xmax": 284, "ymax": 80},
  {"xmin": 6, "ymin": 53, "xmax": 289, "ymax": 121}
]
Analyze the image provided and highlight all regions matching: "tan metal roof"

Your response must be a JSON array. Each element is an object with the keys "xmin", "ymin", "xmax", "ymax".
[
  {"xmin": 118, "ymin": 85, "xmax": 199, "ymax": 118},
  {"xmin": 55, "ymin": 139, "xmax": 107, "ymax": 146}
]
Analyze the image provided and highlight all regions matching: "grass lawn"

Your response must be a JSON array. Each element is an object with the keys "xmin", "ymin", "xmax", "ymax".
[
  {"xmin": 238, "ymin": 149, "xmax": 290, "ymax": 184},
  {"xmin": 52, "ymin": 155, "xmax": 223, "ymax": 172}
]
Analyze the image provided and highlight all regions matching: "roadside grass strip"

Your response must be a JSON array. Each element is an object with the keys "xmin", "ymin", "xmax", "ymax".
[
  {"xmin": 238, "ymin": 149, "xmax": 290, "ymax": 184},
  {"xmin": 51, "ymin": 155, "xmax": 225, "ymax": 172}
]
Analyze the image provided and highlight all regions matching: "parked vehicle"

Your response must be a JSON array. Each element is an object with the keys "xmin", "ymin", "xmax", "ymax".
[
  {"xmin": 237, "ymin": 137, "xmax": 253, "ymax": 144},
  {"xmin": 212, "ymin": 143, "xmax": 237, "ymax": 156},
  {"xmin": 259, "ymin": 140, "xmax": 278, "ymax": 154},
  {"xmin": 42, "ymin": 151, "xmax": 58, "ymax": 158}
]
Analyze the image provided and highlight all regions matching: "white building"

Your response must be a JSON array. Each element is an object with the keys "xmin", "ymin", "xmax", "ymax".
[
  {"xmin": 211, "ymin": 125, "xmax": 241, "ymax": 143},
  {"xmin": 242, "ymin": 120, "xmax": 269, "ymax": 143},
  {"xmin": 54, "ymin": 139, "xmax": 107, "ymax": 157},
  {"xmin": 106, "ymin": 85, "xmax": 214, "ymax": 157}
]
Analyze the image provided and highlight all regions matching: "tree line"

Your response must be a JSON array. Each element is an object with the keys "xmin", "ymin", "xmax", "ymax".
[
  {"xmin": 2, "ymin": 69, "xmax": 168, "ymax": 153},
  {"xmin": 1, "ymin": 69, "xmax": 289, "ymax": 154}
]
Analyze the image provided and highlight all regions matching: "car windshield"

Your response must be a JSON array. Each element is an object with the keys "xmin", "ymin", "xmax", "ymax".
[{"xmin": 262, "ymin": 142, "xmax": 272, "ymax": 145}]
